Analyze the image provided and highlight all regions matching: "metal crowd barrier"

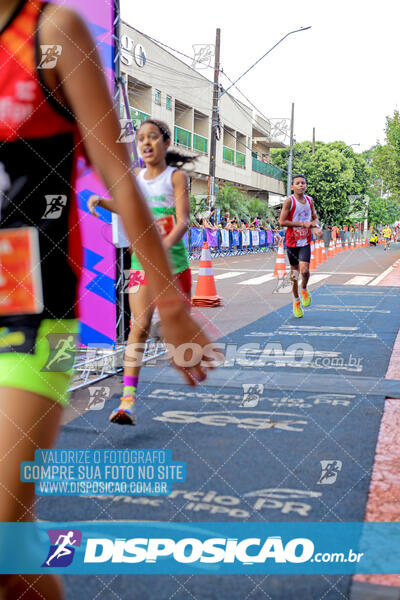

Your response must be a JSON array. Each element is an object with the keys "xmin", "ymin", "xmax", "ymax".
[
  {"xmin": 186, "ymin": 227, "xmax": 277, "ymax": 260},
  {"xmin": 69, "ymin": 339, "xmax": 167, "ymax": 392}
]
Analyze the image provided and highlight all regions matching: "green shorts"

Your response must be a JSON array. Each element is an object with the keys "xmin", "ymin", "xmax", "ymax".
[{"xmin": 0, "ymin": 318, "xmax": 78, "ymax": 407}]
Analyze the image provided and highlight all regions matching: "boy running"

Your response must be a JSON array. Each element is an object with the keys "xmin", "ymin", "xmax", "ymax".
[{"xmin": 279, "ymin": 174, "xmax": 323, "ymax": 318}]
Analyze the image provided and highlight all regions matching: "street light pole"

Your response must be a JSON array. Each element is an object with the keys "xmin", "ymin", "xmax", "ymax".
[
  {"xmin": 220, "ymin": 26, "xmax": 311, "ymax": 98},
  {"xmin": 211, "ymin": 26, "xmax": 310, "ymax": 205},
  {"xmin": 286, "ymin": 102, "xmax": 295, "ymax": 197},
  {"xmin": 340, "ymin": 143, "xmax": 360, "ymax": 152},
  {"xmin": 208, "ymin": 28, "xmax": 221, "ymax": 209}
]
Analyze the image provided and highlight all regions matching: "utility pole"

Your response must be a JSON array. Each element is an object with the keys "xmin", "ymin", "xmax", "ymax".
[
  {"xmin": 286, "ymin": 102, "xmax": 295, "ymax": 197},
  {"xmin": 209, "ymin": 28, "xmax": 221, "ymax": 209},
  {"xmin": 312, "ymin": 127, "xmax": 315, "ymax": 155}
]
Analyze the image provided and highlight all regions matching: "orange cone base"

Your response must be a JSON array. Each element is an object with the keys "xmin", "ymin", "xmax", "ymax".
[{"xmin": 192, "ymin": 295, "xmax": 223, "ymax": 307}]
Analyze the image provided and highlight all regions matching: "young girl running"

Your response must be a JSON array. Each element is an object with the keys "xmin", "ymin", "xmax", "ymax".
[
  {"xmin": 89, "ymin": 119, "xmax": 194, "ymax": 425},
  {"xmin": 0, "ymin": 3, "xmax": 214, "ymax": 598}
]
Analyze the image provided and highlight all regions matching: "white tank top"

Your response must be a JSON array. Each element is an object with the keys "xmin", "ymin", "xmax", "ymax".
[
  {"xmin": 131, "ymin": 165, "xmax": 189, "ymax": 274},
  {"xmin": 136, "ymin": 165, "xmax": 177, "ymax": 211},
  {"xmin": 287, "ymin": 195, "xmax": 312, "ymax": 247}
]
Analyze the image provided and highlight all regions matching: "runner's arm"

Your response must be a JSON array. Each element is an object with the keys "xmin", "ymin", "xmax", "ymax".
[
  {"xmin": 163, "ymin": 170, "xmax": 190, "ymax": 250},
  {"xmin": 88, "ymin": 195, "xmax": 118, "ymax": 216},
  {"xmin": 43, "ymin": 7, "xmax": 215, "ymax": 382},
  {"xmin": 88, "ymin": 168, "xmax": 143, "ymax": 216},
  {"xmin": 310, "ymin": 197, "xmax": 320, "ymax": 225},
  {"xmin": 46, "ymin": 9, "xmax": 178, "ymax": 300},
  {"xmin": 309, "ymin": 198, "xmax": 323, "ymax": 238}
]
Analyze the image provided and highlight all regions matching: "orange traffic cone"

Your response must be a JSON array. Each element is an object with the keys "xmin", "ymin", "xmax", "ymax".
[
  {"xmin": 336, "ymin": 238, "xmax": 342, "ymax": 254},
  {"xmin": 350, "ymin": 238, "xmax": 355, "ymax": 250},
  {"xmin": 192, "ymin": 242, "xmax": 222, "ymax": 307},
  {"xmin": 274, "ymin": 242, "xmax": 287, "ymax": 277},
  {"xmin": 356, "ymin": 238, "xmax": 361, "ymax": 249},
  {"xmin": 328, "ymin": 240, "xmax": 334, "ymax": 258},
  {"xmin": 315, "ymin": 239, "xmax": 322, "ymax": 266},
  {"xmin": 344, "ymin": 239, "xmax": 349, "ymax": 251},
  {"xmin": 321, "ymin": 240, "xmax": 327, "ymax": 262},
  {"xmin": 310, "ymin": 241, "xmax": 317, "ymax": 271}
]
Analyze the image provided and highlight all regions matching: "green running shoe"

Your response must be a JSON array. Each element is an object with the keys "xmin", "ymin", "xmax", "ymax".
[
  {"xmin": 301, "ymin": 289, "xmax": 311, "ymax": 307},
  {"xmin": 293, "ymin": 299, "xmax": 303, "ymax": 318}
]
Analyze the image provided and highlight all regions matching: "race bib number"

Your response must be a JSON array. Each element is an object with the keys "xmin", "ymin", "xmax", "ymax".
[
  {"xmin": 293, "ymin": 227, "xmax": 308, "ymax": 241},
  {"xmin": 155, "ymin": 215, "xmax": 174, "ymax": 237},
  {"xmin": 0, "ymin": 227, "xmax": 43, "ymax": 316}
]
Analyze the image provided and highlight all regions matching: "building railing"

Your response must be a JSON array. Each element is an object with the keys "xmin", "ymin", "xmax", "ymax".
[
  {"xmin": 193, "ymin": 133, "xmax": 208, "ymax": 154},
  {"xmin": 252, "ymin": 157, "xmax": 284, "ymax": 180},
  {"xmin": 223, "ymin": 146, "xmax": 235, "ymax": 164},
  {"xmin": 119, "ymin": 105, "xmax": 150, "ymax": 124},
  {"xmin": 174, "ymin": 125, "xmax": 192, "ymax": 149},
  {"xmin": 130, "ymin": 107, "xmax": 150, "ymax": 124},
  {"xmin": 236, "ymin": 151, "xmax": 246, "ymax": 168}
]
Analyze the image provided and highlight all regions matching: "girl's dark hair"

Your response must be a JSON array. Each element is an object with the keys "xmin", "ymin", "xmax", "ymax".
[
  {"xmin": 292, "ymin": 173, "xmax": 306, "ymax": 183},
  {"xmin": 139, "ymin": 119, "xmax": 198, "ymax": 168}
]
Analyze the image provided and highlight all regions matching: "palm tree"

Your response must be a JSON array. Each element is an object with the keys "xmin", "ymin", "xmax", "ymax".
[{"xmin": 215, "ymin": 184, "xmax": 250, "ymax": 221}]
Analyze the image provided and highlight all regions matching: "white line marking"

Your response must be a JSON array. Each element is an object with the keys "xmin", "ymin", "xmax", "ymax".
[
  {"xmin": 213, "ymin": 267, "xmax": 274, "ymax": 272},
  {"xmin": 309, "ymin": 274, "xmax": 330, "ymax": 285},
  {"xmin": 318, "ymin": 271, "xmax": 379, "ymax": 276},
  {"xmin": 239, "ymin": 273, "xmax": 276, "ymax": 285},
  {"xmin": 318, "ymin": 291, "xmax": 396, "ymax": 296},
  {"xmin": 215, "ymin": 271, "xmax": 245, "ymax": 280},
  {"xmin": 245, "ymin": 331, "xmax": 377, "ymax": 338},
  {"xmin": 369, "ymin": 261, "xmax": 398, "ymax": 285},
  {"xmin": 315, "ymin": 305, "xmax": 390, "ymax": 314},
  {"xmin": 344, "ymin": 275, "xmax": 374, "ymax": 285},
  {"xmin": 274, "ymin": 273, "xmax": 330, "ymax": 293},
  {"xmin": 282, "ymin": 325, "xmax": 358, "ymax": 331}
]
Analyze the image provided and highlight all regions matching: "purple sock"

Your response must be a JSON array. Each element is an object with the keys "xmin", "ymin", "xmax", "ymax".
[{"xmin": 124, "ymin": 375, "xmax": 138, "ymax": 388}]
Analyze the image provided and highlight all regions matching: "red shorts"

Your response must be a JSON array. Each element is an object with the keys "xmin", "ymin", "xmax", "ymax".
[{"xmin": 128, "ymin": 268, "xmax": 192, "ymax": 298}]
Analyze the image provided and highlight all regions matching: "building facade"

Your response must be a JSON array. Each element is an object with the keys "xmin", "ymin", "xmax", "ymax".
[{"xmin": 120, "ymin": 23, "xmax": 286, "ymax": 205}]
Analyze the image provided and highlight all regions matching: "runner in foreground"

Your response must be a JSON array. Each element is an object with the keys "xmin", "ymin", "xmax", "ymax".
[
  {"xmin": 89, "ymin": 119, "xmax": 194, "ymax": 425},
  {"xmin": 279, "ymin": 174, "xmax": 323, "ymax": 318},
  {"xmin": 0, "ymin": 2, "xmax": 215, "ymax": 598}
]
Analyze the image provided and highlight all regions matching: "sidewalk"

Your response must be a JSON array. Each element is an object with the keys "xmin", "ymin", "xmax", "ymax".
[{"xmin": 353, "ymin": 258, "xmax": 400, "ymax": 596}]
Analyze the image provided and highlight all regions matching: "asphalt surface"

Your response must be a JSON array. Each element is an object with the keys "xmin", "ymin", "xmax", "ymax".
[{"xmin": 39, "ymin": 243, "xmax": 400, "ymax": 600}]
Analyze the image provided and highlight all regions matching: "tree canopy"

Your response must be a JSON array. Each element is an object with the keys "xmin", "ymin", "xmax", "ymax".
[
  {"xmin": 270, "ymin": 141, "xmax": 370, "ymax": 226},
  {"xmin": 370, "ymin": 110, "xmax": 400, "ymax": 224}
]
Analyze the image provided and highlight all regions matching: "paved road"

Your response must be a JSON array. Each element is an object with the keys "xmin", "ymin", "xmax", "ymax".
[{"xmin": 39, "ymin": 243, "xmax": 400, "ymax": 600}]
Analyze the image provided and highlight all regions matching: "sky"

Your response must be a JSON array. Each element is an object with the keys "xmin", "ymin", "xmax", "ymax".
[{"xmin": 120, "ymin": 0, "xmax": 399, "ymax": 153}]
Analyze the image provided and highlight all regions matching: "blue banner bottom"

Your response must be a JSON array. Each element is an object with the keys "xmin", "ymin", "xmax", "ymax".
[{"xmin": 1, "ymin": 522, "xmax": 400, "ymax": 574}]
